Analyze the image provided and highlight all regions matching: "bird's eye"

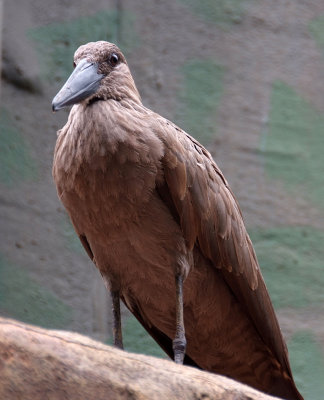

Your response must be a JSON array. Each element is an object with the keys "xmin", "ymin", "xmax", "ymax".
[
  {"xmin": 109, "ymin": 53, "xmax": 119, "ymax": 67},
  {"xmin": 73, "ymin": 61, "xmax": 76, "ymax": 69}
]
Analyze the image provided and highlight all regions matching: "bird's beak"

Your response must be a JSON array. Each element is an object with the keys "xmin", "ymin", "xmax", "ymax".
[{"xmin": 52, "ymin": 59, "xmax": 104, "ymax": 111}]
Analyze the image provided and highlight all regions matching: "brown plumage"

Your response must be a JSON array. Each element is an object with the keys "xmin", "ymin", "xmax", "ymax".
[{"xmin": 52, "ymin": 41, "xmax": 303, "ymax": 400}]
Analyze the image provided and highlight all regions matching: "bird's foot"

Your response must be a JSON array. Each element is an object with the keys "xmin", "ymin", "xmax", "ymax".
[
  {"xmin": 114, "ymin": 335, "xmax": 124, "ymax": 350},
  {"xmin": 173, "ymin": 337, "xmax": 186, "ymax": 364}
]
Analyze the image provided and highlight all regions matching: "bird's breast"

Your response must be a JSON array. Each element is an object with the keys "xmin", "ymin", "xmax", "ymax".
[
  {"xmin": 54, "ymin": 121, "xmax": 165, "ymax": 236},
  {"xmin": 53, "ymin": 102, "xmax": 165, "ymax": 219}
]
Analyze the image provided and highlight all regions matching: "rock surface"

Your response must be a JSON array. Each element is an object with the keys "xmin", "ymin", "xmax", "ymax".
[{"xmin": 0, "ymin": 317, "xmax": 280, "ymax": 400}]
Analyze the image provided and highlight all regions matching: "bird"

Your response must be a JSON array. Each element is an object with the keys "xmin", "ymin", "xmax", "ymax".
[{"xmin": 52, "ymin": 41, "xmax": 303, "ymax": 400}]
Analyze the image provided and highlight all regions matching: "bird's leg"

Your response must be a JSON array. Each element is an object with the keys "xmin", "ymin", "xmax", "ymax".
[
  {"xmin": 173, "ymin": 274, "xmax": 187, "ymax": 364},
  {"xmin": 110, "ymin": 289, "xmax": 124, "ymax": 349}
]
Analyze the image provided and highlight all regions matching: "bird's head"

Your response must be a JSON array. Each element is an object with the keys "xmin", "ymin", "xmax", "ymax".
[{"xmin": 52, "ymin": 41, "xmax": 140, "ymax": 111}]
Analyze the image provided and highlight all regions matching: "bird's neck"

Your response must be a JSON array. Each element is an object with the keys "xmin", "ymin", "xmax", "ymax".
[{"xmin": 104, "ymin": 68, "xmax": 142, "ymax": 104}]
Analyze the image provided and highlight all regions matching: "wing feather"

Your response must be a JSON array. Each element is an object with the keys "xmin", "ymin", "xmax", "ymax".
[{"xmin": 156, "ymin": 119, "xmax": 293, "ymax": 378}]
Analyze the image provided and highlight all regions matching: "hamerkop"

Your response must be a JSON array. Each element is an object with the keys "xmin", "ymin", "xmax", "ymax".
[{"xmin": 52, "ymin": 41, "xmax": 303, "ymax": 400}]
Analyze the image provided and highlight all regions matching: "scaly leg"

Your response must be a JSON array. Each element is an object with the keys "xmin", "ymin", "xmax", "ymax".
[
  {"xmin": 101, "ymin": 274, "xmax": 124, "ymax": 349},
  {"xmin": 111, "ymin": 289, "xmax": 124, "ymax": 349},
  {"xmin": 173, "ymin": 274, "xmax": 187, "ymax": 364}
]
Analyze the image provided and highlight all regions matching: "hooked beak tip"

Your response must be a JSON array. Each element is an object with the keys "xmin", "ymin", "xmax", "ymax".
[{"xmin": 52, "ymin": 99, "xmax": 64, "ymax": 112}]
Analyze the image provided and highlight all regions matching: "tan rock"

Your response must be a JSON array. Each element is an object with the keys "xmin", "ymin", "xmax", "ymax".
[{"xmin": 0, "ymin": 317, "xmax": 281, "ymax": 400}]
